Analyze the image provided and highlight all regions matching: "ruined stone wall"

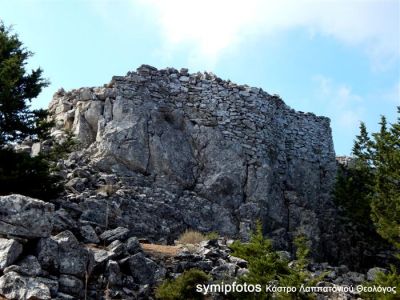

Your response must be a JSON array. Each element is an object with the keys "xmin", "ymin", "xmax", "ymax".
[{"xmin": 48, "ymin": 65, "xmax": 338, "ymax": 260}]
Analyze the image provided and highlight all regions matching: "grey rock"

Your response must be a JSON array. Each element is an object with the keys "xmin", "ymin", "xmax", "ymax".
[
  {"xmin": 211, "ymin": 261, "xmax": 236, "ymax": 280},
  {"xmin": 236, "ymin": 268, "xmax": 249, "ymax": 277},
  {"xmin": 36, "ymin": 277, "xmax": 59, "ymax": 298},
  {"xmin": 128, "ymin": 252, "xmax": 163, "ymax": 285},
  {"xmin": 79, "ymin": 88, "xmax": 93, "ymax": 101},
  {"xmin": 79, "ymin": 198, "xmax": 122, "ymax": 228},
  {"xmin": 106, "ymin": 260, "xmax": 122, "ymax": 286},
  {"xmin": 367, "ymin": 267, "xmax": 388, "ymax": 281},
  {"xmin": 179, "ymin": 76, "xmax": 189, "ymax": 82},
  {"xmin": 58, "ymin": 274, "xmax": 83, "ymax": 298},
  {"xmin": 53, "ymin": 231, "xmax": 92, "ymax": 278},
  {"xmin": 338, "ymin": 264, "xmax": 350, "ymax": 275},
  {"xmin": 89, "ymin": 242, "xmax": 125, "ymax": 271},
  {"xmin": 55, "ymin": 292, "xmax": 76, "ymax": 300},
  {"xmin": 36, "ymin": 237, "xmax": 59, "ymax": 273},
  {"xmin": 228, "ymin": 255, "xmax": 248, "ymax": 268},
  {"xmin": 53, "ymin": 209, "xmax": 78, "ymax": 233},
  {"xmin": 0, "ymin": 194, "xmax": 54, "ymax": 238},
  {"xmin": 347, "ymin": 271, "xmax": 366, "ymax": 284},
  {"xmin": 4, "ymin": 255, "xmax": 42, "ymax": 277},
  {"xmin": 99, "ymin": 227, "xmax": 130, "ymax": 244},
  {"xmin": 80, "ymin": 225, "xmax": 100, "ymax": 244},
  {"xmin": 89, "ymin": 247, "xmax": 112, "ymax": 268},
  {"xmin": 107, "ymin": 240, "xmax": 126, "ymax": 257},
  {"xmin": 65, "ymin": 177, "xmax": 87, "ymax": 192},
  {"xmin": 0, "ymin": 238, "xmax": 23, "ymax": 270},
  {"xmin": 0, "ymin": 271, "xmax": 57, "ymax": 300},
  {"xmin": 126, "ymin": 237, "xmax": 142, "ymax": 254}
]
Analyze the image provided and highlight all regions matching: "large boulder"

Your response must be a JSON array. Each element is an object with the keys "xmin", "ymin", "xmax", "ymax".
[
  {"xmin": 99, "ymin": 227, "xmax": 130, "ymax": 244},
  {"xmin": 36, "ymin": 237, "xmax": 59, "ymax": 273},
  {"xmin": 53, "ymin": 231, "xmax": 93, "ymax": 278},
  {"xmin": 36, "ymin": 231, "xmax": 93, "ymax": 278},
  {"xmin": 0, "ymin": 238, "xmax": 23, "ymax": 271},
  {"xmin": 58, "ymin": 274, "xmax": 83, "ymax": 298},
  {"xmin": 4, "ymin": 255, "xmax": 42, "ymax": 277},
  {"xmin": 0, "ymin": 194, "xmax": 54, "ymax": 238},
  {"xmin": 128, "ymin": 252, "xmax": 165, "ymax": 285},
  {"xmin": 0, "ymin": 271, "xmax": 58, "ymax": 300}
]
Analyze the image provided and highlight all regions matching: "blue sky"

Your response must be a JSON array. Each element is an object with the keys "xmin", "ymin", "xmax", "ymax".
[{"xmin": 1, "ymin": 0, "xmax": 399, "ymax": 155}]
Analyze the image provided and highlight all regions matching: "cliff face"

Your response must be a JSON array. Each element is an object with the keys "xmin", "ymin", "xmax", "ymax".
[{"xmin": 48, "ymin": 65, "xmax": 337, "ymax": 260}]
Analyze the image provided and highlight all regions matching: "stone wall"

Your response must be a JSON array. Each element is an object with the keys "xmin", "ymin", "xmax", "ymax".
[{"xmin": 48, "ymin": 65, "xmax": 338, "ymax": 261}]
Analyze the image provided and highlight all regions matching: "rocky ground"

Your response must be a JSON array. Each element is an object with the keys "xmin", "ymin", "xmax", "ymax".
[{"xmin": 0, "ymin": 194, "xmax": 389, "ymax": 300}]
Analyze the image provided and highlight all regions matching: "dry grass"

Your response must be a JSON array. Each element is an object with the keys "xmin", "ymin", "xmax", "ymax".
[
  {"xmin": 141, "ymin": 243, "xmax": 180, "ymax": 258},
  {"xmin": 97, "ymin": 184, "xmax": 117, "ymax": 196},
  {"xmin": 177, "ymin": 229, "xmax": 208, "ymax": 245}
]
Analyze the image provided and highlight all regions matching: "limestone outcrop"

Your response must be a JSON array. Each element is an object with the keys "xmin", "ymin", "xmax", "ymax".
[
  {"xmin": 46, "ymin": 65, "xmax": 337, "ymax": 261},
  {"xmin": 3, "ymin": 66, "xmax": 395, "ymax": 298}
]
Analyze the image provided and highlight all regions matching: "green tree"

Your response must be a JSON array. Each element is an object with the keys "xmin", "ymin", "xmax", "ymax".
[
  {"xmin": 335, "ymin": 122, "xmax": 374, "ymax": 224},
  {"xmin": 230, "ymin": 222, "xmax": 289, "ymax": 287},
  {"xmin": 277, "ymin": 235, "xmax": 324, "ymax": 300},
  {"xmin": 352, "ymin": 122, "xmax": 373, "ymax": 164},
  {"xmin": 0, "ymin": 21, "xmax": 63, "ymax": 201},
  {"xmin": 230, "ymin": 224, "xmax": 320, "ymax": 299},
  {"xmin": 229, "ymin": 222, "xmax": 289, "ymax": 299},
  {"xmin": 370, "ymin": 112, "xmax": 400, "ymax": 250},
  {"xmin": 0, "ymin": 148, "xmax": 62, "ymax": 200},
  {"xmin": 0, "ymin": 22, "xmax": 50, "ymax": 144},
  {"xmin": 335, "ymin": 108, "xmax": 400, "ymax": 287}
]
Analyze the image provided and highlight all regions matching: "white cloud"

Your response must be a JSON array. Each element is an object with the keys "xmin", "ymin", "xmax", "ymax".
[
  {"xmin": 313, "ymin": 75, "xmax": 365, "ymax": 129},
  {"xmin": 136, "ymin": 0, "xmax": 399, "ymax": 68}
]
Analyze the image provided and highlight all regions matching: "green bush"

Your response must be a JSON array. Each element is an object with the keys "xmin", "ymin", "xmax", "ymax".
[
  {"xmin": 0, "ymin": 148, "xmax": 62, "ymax": 201},
  {"xmin": 277, "ymin": 235, "xmax": 324, "ymax": 300},
  {"xmin": 230, "ymin": 223, "xmax": 321, "ymax": 299},
  {"xmin": 0, "ymin": 131, "xmax": 78, "ymax": 201},
  {"xmin": 229, "ymin": 222, "xmax": 289, "ymax": 299},
  {"xmin": 155, "ymin": 269, "xmax": 210, "ymax": 300},
  {"xmin": 205, "ymin": 231, "xmax": 219, "ymax": 240}
]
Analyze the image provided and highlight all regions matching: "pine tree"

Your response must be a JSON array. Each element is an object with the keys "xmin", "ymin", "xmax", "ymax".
[
  {"xmin": 0, "ymin": 21, "xmax": 61, "ymax": 200},
  {"xmin": 0, "ymin": 21, "xmax": 50, "ymax": 145},
  {"xmin": 352, "ymin": 122, "xmax": 373, "ymax": 165},
  {"xmin": 335, "ymin": 122, "xmax": 374, "ymax": 224},
  {"xmin": 370, "ymin": 112, "xmax": 400, "ymax": 250},
  {"xmin": 230, "ymin": 222, "xmax": 290, "ymax": 299},
  {"xmin": 277, "ymin": 235, "xmax": 323, "ymax": 300}
]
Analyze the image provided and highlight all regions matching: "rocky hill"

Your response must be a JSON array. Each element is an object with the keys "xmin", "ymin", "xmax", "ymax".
[
  {"xmin": 1, "ymin": 65, "xmax": 393, "ymax": 299},
  {"xmin": 45, "ymin": 64, "xmax": 337, "ymax": 260}
]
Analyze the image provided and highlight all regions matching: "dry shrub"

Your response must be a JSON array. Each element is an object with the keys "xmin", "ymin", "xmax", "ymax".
[
  {"xmin": 97, "ymin": 184, "xmax": 117, "ymax": 196},
  {"xmin": 178, "ymin": 230, "xmax": 208, "ymax": 245}
]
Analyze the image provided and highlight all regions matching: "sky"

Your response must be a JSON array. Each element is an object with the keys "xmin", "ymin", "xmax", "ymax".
[{"xmin": 1, "ymin": 0, "xmax": 399, "ymax": 155}]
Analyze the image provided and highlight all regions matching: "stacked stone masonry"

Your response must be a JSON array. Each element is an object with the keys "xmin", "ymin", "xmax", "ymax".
[{"xmin": 48, "ymin": 65, "xmax": 338, "ymax": 261}]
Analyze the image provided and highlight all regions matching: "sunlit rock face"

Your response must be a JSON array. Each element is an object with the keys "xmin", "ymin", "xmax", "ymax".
[{"xmin": 48, "ymin": 65, "xmax": 337, "ymax": 260}]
